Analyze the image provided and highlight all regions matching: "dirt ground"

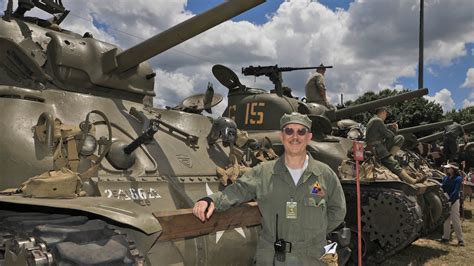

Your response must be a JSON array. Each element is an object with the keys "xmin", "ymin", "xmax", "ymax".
[{"xmin": 383, "ymin": 199, "xmax": 474, "ymax": 265}]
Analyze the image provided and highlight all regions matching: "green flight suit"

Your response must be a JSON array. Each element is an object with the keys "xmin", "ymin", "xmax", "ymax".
[{"xmin": 209, "ymin": 154, "xmax": 346, "ymax": 265}]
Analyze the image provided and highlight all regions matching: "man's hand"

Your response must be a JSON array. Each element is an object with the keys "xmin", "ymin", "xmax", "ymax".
[
  {"xmin": 390, "ymin": 122, "xmax": 399, "ymax": 131},
  {"xmin": 193, "ymin": 200, "xmax": 216, "ymax": 222}
]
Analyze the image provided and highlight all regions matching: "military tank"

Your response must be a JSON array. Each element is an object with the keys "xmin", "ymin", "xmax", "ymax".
[
  {"xmin": 417, "ymin": 121, "xmax": 474, "ymax": 170},
  {"xmin": 0, "ymin": 0, "xmax": 268, "ymax": 265},
  {"xmin": 212, "ymin": 64, "xmax": 449, "ymax": 263}
]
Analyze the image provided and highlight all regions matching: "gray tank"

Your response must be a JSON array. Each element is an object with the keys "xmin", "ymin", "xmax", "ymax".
[
  {"xmin": 212, "ymin": 64, "xmax": 449, "ymax": 263},
  {"xmin": 0, "ymin": 0, "xmax": 266, "ymax": 265}
]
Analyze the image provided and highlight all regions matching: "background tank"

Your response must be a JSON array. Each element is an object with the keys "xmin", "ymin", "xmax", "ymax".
[
  {"xmin": 417, "ymin": 121, "xmax": 474, "ymax": 169},
  {"xmin": 0, "ymin": 0, "xmax": 266, "ymax": 265},
  {"xmin": 212, "ymin": 64, "xmax": 449, "ymax": 263}
]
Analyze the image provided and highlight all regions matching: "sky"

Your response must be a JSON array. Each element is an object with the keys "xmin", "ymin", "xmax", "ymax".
[{"xmin": 3, "ymin": 0, "xmax": 473, "ymax": 114}]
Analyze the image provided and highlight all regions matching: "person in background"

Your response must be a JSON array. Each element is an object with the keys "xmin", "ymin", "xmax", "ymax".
[
  {"xmin": 365, "ymin": 107, "xmax": 426, "ymax": 184},
  {"xmin": 443, "ymin": 122, "xmax": 468, "ymax": 162},
  {"xmin": 305, "ymin": 64, "xmax": 331, "ymax": 108},
  {"xmin": 439, "ymin": 162, "xmax": 465, "ymax": 246}
]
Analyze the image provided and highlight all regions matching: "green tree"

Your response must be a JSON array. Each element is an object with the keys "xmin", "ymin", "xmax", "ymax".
[{"xmin": 445, "ymin": 106, "xmax": 473, "ymax": 124}]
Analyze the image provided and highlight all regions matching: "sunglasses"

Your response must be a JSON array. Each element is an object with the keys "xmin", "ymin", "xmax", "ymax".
[{"xmin": 283, "ymin": 127, "xmax": 309, "ymax": 136}]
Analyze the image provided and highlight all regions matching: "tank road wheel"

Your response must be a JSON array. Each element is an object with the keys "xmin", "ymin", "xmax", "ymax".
[
  {"xmin": 426, "ymin": 188, "xmax": 451, "ymax": 234},
  {"xmin": 421, "ymin": 190, "xmax": 449, "ymax": 235},
  {"xmin": 0, "ymin": 210, "xmax": 143, "ymax": 265},
  {"xmin": 361, "ymin": 192, "xmax": 423, "ymax": 261}
]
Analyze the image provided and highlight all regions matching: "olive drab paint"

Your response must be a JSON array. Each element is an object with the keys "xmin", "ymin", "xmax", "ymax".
[{"xmin": 0, "ymin": 0, "xmax": 266, "ymax": 265}]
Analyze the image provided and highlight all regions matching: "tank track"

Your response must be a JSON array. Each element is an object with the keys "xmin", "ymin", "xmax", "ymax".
[
  {"xmin": 343, "ymin": 185, "xmax": 423, "ymax": 264},
  {"xmin": 0, "ymin": 210, "xmax": 144, "ymax": 265},
  {"xmin": 420, "ymin": 187, "xmax": 450, "ymax": 235}
]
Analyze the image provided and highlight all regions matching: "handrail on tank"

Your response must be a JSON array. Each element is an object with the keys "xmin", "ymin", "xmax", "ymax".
[
  {"xmin": 397, "ymin": 120, "xmax": 453, "ymax": 135},
  {"xmin": 324, "ymin": 88, "xmax": 429, "ymax": 121},
  {"xmin": 113, "ymin": 0, "xmax": 266, "ymax": 73}
]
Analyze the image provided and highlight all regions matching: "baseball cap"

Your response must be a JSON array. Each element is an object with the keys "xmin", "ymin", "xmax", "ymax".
[
  {"xmin": 443, "ymin": 162, "xmax": 459, "ymax": 170},
  {"xmin": 280, "ymin": 112, "xmax": 312, "ymax": 130}
]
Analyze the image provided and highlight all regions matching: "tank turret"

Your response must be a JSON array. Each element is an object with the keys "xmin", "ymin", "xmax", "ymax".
[
  {"xmin": 213, "ymin": 64, "xmax": 428, "ymax": 133},
  {"xmin": 1, "ymin": 0, "xmax": 265, "ymax": 102}
]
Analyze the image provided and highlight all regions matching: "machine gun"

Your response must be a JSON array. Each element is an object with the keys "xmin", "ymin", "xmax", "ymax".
[{"xmin": 241, "ymin": 65, "xmax": 332, "ymax": 96}]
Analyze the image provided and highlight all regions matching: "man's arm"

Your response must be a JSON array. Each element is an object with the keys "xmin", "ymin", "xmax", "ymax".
[
  {"xmin": 449, "ymin": 176, "xmax": 463, "ymax": 204},
  {"xmin": 375, "ymin": 119, "xmax": 395, "ymax": 139},
  {"xmin": 325, "ymin": 168, "xmax": 347, "ymax": 233},
  {"xmin": 193, "ymin": 165, "xmax": 261, "ymax": 222}
]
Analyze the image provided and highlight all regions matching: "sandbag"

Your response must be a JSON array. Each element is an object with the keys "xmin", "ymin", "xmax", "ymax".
[{"xmin": 20, "ymin": 168, "xmax": 82, "ymax": 198}]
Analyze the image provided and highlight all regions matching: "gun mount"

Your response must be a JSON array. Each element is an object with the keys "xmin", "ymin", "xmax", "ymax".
[
  {"xmin": 0, "ymin": 0, "xmax": 264, "ymax": 102},
  {"xmin": 418, "ymin": 121, "xmax": 474, "ymax": 143},
  {"xmin": 241, "ymin": 65, "xmax": 332, "ymax": 96}
]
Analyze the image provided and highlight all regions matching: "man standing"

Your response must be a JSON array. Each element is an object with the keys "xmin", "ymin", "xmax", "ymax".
[
  {"xmin": 193, "ymin": 112, "xmax": 346, "ymax": 265},
  {"xmin": 439, "ymin": 162, "xmax": 465, "ymax": 246},
  {"xmin": 305, "ymin": 64, "xmax": 331, "ymax": 108},
  {"xmin": 443, "ymin": 122, "xmax": 468, "ymax": 162},
  {"xmin": 365, "ymin": 107, "xmax": 425, "ymax": 184}
]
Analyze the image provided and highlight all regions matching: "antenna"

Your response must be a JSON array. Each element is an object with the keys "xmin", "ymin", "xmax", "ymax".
[
  {"xmin": 275, "ymin": 214, "xmax": 279, "ymax": 241},
  {"xmin": 273, "ymin": 214, "xmax": 292, "ymax": 261}
]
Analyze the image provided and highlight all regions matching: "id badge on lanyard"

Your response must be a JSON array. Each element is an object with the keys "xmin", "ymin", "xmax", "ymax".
[{"xmin": 286, "ymin": 198, "xmax": 297, "ymax": 219}]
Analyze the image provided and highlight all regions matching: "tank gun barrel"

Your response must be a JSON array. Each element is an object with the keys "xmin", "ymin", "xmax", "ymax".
[
  {"xmin": 114, "ymin": 0, "xmax": 265, "ymax": 73},
  {"xmin": 418, "ymin": 121, "xmax": 474, "ymax": 143},
  {"xmin": 397, "ymin": 120, "xmax": 453, "ymax": 135},
  {"xmin": 325, "ymin": 88, "xmax": 429, "ymax": 121}
]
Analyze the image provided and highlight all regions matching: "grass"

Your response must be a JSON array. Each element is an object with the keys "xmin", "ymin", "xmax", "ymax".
[{"xmin": 383, "ymin": 199, "xmax": 474, "ymax": 265}]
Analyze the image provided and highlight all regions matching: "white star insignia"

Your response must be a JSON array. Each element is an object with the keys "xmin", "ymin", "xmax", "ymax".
[{"xmin": 205, "ymin": 183, "xmax": 247, "ymax": 244}]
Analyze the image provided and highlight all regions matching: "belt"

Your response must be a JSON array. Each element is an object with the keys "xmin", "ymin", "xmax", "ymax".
[{"xmin": 368, "ymin": 140, "xmax": 382, "ymax": 145}]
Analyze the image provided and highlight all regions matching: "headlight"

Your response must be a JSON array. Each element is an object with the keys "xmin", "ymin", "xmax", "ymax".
[{"xmin": 80, "ymin": 134, "xmax": 97, "ymax": 156}]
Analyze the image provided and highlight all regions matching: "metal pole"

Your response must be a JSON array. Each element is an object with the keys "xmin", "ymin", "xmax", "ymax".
[
  {"xmin": 353, "ymin": 141, "xmax": 364, "ymax": 266},
  {"xmin": 418, "ymin": 0, "xmax": 424, "ymax": 89}
]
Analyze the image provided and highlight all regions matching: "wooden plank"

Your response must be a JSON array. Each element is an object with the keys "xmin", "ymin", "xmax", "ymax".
[{"xmin": 153, "ymin": 202, "xmax": 261, "ymax": 241}]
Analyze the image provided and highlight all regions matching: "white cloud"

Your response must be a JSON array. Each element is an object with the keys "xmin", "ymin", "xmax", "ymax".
[
  {"xmin": 461, "ymin": 68, "xmax": 474, "ymax": 88},
  {"xmin": 424, "ymin": 88, "xmax": 455, "ymax": 113},
  {"xmin": 463, "ymin": 99, "xmax": 474, "ymax": 108},
  {"xmin": 1, "ymin": 0, "xmax": 473, "ymax": 111},
  {"xmin": 462, "ymin": 92, "xmax": 474, "ymax": 108}
]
